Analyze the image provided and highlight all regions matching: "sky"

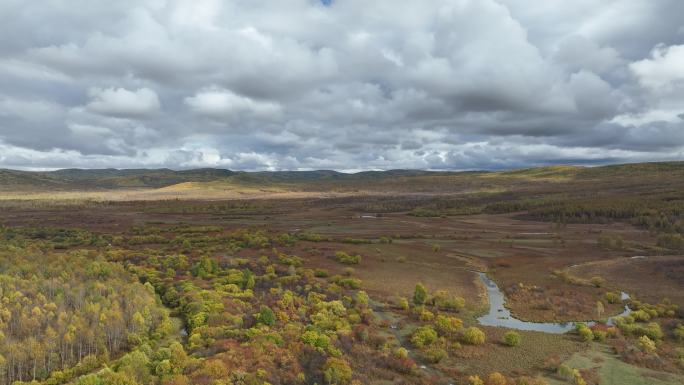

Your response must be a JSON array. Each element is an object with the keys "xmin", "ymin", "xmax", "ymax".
[{"xmin": 1, "ymin": 0, "xmax": 684, "ymax": 171}]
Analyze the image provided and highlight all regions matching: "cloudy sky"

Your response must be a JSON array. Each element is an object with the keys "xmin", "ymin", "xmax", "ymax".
[{"xmin": 1, "ymin": 0, "xmax": 684, "ymax": 171}]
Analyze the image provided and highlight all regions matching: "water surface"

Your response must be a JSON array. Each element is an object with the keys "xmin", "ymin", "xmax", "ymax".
[{"xmin": 476, "ymin": 272, "xmax": 631, "ymax": 334}]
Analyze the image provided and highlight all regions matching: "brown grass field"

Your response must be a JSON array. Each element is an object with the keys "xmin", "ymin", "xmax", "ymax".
[
  {"xmin": 1, "ymin": 189, "xmax": 677, "ymax": 320},
  {"xmin": 2, "ymin": 163, "xmax": 684, "ymax": 383}
]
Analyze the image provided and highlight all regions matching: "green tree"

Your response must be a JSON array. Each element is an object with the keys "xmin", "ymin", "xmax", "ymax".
[
  {"xmin": 398, "ymin": 297, "xmax": 409, "ymax": 311},
  {"xmin": 596, "ymin": 301, "xmax": 605, "ymax": 318},
  {"xmin": 301, "ymin": 330, "xmax": 331, "ymax": 351},
  {"xmin": 116, "ymin": 350, "xmax": 151, "ymax": 385},
  {"xmin": 355, "ymin": 291, "xmax": 369, "ymax": 308},
  {"xmin": 169, "ymin": 342, "xmax": 188, "ymax": 373},
  {"xmin": 243, "ymin": 270, "xmax": 255, "ymax": 289},
  {"xmin": 638, "ymin": 335, "xmax": 656, "ymax": 353},
  {"xmin": 201, "ymin": 360, "xmax": 228, "ymax": 379},
  {"xmin": 323, "ymin": 357, "xmax": 352, "ymax": 385},
  {"xmin": 102, "ymin": 370, "xmax": 140, "ymax": 385},
  {"xmin": 674, "ymin": 324, "xmax": 684, "ymax": 342},
  {"xmin": 394, "ymin": 347, "xmax": 408, "ymax": 359},
  {"xmin": 434, "ymin": 315, "xmax": 463, "ymax": 338},
  {"xmin": 413, "ymin": 283, "xmax": 428, "ymax": 306},
  {"xmin": 258, "ymin": 306, "xmax": 276, "ymax": 326}
]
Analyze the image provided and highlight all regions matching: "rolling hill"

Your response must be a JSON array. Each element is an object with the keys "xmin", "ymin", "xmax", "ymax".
[{"xmin": 0, "ymin": 161, "xmax": 683, "ymax": 193}]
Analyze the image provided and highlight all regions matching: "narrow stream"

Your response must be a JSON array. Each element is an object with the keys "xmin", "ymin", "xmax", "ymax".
[{"xmin": 476, "ymin": 272, "xmax": 632, "ymax": 334}]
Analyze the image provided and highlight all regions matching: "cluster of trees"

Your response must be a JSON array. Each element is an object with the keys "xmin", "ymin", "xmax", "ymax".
[
  {"xmin": 518, "ymin": 194, "xmax": 684, "ymax": 242},
  {"xmin": 125, "ymin": 244, "xmax": 409, "ymax": 384},
  {"xmin": 0, "ymin": 250, "xmax": 170, "ymax": 385},
  {"xmin": 657, "ymin": 233, "xmax": 684, "ymax": 251},
  {"xmin": 563, "ymin": 293, "xmax": 684, "ymax": 373},
  {"xmin": 0, "ymin": 226, "xmax": 106, "ymax": 250},
  {"xmin": 408, "ymin": 208, "xmax": 444, "ymax": 218},
  {"xmin": 400, "ymin": 284, "xmax": 488, "ymax": 365},
  {"xmin": 2, "ymin": 222, "xmax": 397, "ymax": 385}
]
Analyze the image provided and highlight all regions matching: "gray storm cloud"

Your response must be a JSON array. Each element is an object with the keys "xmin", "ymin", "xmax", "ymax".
[{"xmin": 0, "ymin": 0, "xmax": 683, "ymax": 171}]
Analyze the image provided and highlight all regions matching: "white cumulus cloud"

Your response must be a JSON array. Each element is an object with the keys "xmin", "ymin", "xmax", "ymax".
[
  {"xmin": 185, "ymin": 87, "xmax": 281, "ymax": 118},
  {"xmin": 87, "ymin": 87, "xmax": 161, "ymax": 118}
]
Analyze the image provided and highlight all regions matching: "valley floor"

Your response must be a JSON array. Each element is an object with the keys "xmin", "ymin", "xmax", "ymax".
[{"xmin": 0, "ymin": 185, "xmax": 682, "ymax": 385}]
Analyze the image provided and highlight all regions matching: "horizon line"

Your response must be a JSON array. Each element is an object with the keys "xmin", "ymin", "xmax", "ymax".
[{"xmin": 1, "ymin": 160, "xmax": 683, "ymax": 174}]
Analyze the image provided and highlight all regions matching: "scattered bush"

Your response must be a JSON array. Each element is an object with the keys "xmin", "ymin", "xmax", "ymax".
[
  {"xmin": 589, "ymin": 276, "xmax": 605, "ymax": 288},
  {"xmin": 573, "ymin": 370, "xmax": 587, "ymax": 385},
  {"xmin": 515, "ymin": 377, "xmax": 549, "ymax": 385},
  {"xmin": 394, "ymin": 347, "xmax": 409, "ymax": 359},
  {"xmin": 605, "ymin": 292, "xmax": 620, "ymax": 304},
  {"xmin": 632, "ymin": 309, "xmax": 652, "ymax": 322},
  {"xmin": 434, "ymin": 315, "xmax": 463, "ymax": 338},
  {"xmin": 315, "ymin": 269, "xmax": 330, "ymax": 278},
  {"xmin": 335, "ymin": 251, "xmax": 361, "ymax": 265},
  {"xmin": 657, "ymin": 233, "xmax": 684, "ymax": 250},
  {"xmin": 397, "ymin": 297, "xmax": 410, "ymax": 311},
  {"xmin": 421, "ymin": 346, "xmax": 447, "ymax": 363},
  {"xmin": 432, "ymin": 290, "xmax": 466, "ymax": 311},
  {"xmin": 411, "ymin": 326, "xmax": 438, "ymax": 348},
  {"xmin": 674, "ymin": 324, "xmax": 684, "ymax": 342},
  {"xmin": 557, "ymin": 364, "xmax": 574, "ymax": 381},
  {"xmin": 386, "ymin": 355, "xmax": 416, "ymax": 374},
  {"xmin": 556, "ymin": 366, "xmax": 586, "ymax": 385},
  {"xmin": 486, "ymin": 372, "xmax": 507, "ymax": 385},
  {"xmin": 409, "ymin": 208, "xmax": 442, "ymax": 217},
  {"xmin": 462, "ymin": 327, "xmax": 486, "ymax": 345},
  {"xmin": 379, "ymin": 236, "xmax": 393, "ymax": 244},
  {"xmin": 638, "ymin": 335, "xmax": 657, "ymax": 353},
  {"xmin": 593, "ymin": 330, "xmax": 607, "ymax": 342},
  {"xmin": 502, "ymin": 331, "xmax": 521, "ymax": 347},
  {"xmin": 278, "ymin": 253, "xmax": 303, "ymax": 267},
  {"xmin": 418, "ymin": 308, "xmax": 434, "ymax": 322},
  {"xmin": 336, "ymin": 277, "xmax": 362, "ymax": 289},
  {"xmin": 578, "ymin": 326, "xmax": 594, "ymax": 342},
  {"xmin": 643, "ymin": 322, "xmax": 664, "ymax": 340},
  {"xmin": 598, "ymin": 235, "xmax": 624, "ymax": 250}
]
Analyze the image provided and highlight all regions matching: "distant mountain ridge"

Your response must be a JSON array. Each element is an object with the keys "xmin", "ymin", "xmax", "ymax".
[
  {"xmin": 0, "ymin": 168, "xmax": 446, "ymax": 190},
  {"xmin": 0, "ymin": 161, "xmax": 683, "ymax": 191}
]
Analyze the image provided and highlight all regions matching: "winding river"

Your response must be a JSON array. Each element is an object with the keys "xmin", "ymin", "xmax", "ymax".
[{"xmin": 476, "ymin": 272, "xmax": 632, "ymax": 334}]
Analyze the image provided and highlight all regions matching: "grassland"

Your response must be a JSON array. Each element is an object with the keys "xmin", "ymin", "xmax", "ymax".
[{"xmin": 0, "ymin": 162, "xmax": 683, "ymax": 384}]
